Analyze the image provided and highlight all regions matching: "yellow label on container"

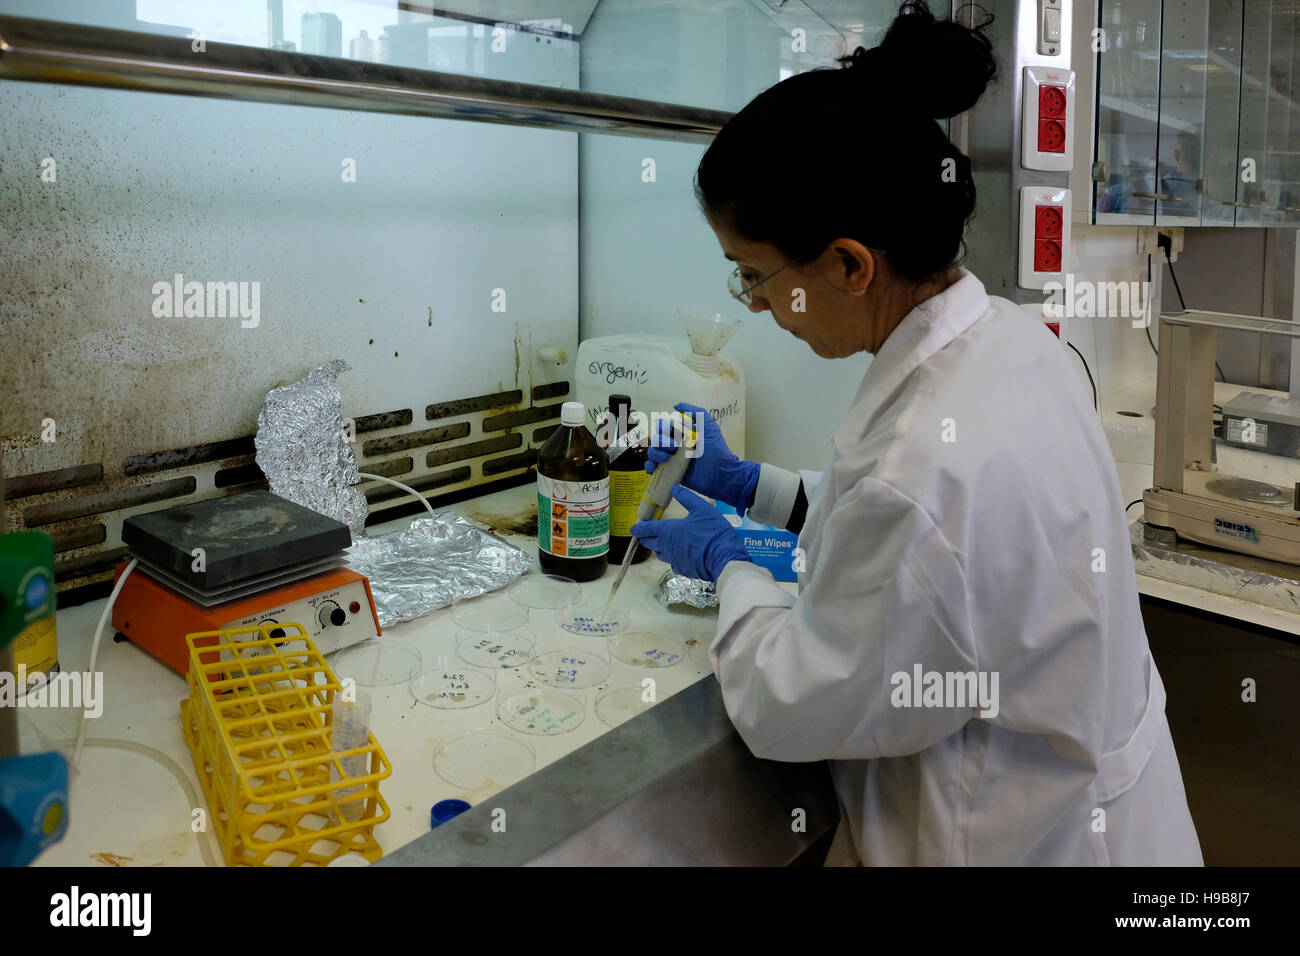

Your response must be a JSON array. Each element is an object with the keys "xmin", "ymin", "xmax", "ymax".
[
  {"xmin": 12, "ymin": 615, "xmax": 58, "ymax": 680},
  {"xmin": 610, "ymin": 469, "xmax": 652, "ymax": 537}
]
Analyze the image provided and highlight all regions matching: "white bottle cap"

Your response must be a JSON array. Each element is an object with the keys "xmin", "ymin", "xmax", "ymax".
[{"xmin": 560, "ymin": 401, "xmax": 586, "ymax": 427}]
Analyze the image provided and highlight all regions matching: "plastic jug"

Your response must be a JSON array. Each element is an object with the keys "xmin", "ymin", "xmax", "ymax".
[{"xmin": 576, "ymin": 309, "xmax": 745, "ymax": 458}]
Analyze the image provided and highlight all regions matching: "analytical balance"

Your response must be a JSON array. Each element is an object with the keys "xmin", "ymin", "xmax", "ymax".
[{"xmin": 1143, "ymin": 310, "xmax": 1300, "ymax": 564}]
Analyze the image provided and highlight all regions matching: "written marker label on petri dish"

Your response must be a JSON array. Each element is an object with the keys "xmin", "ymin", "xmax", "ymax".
[
  {"xmin": 610, "ymin": 632, "xmax": 685, "ymax": 668},
  {"xmin": 457, "ymin": 627, "xmax": 534, "ymax": 669},
  {"xmin": 498, "ymin": 688, "xmax": 586, "ymax": 735},
  {"xmin": 411, "ymin": 667, "xmax": 495, "ymax": 709},
  {"xmin": 529, "ymin": 649, "xmax": 609, "ymax": 688},
  {"xmin": 556, "ymin": 602, "xmax": 628, "ymax": 637}
]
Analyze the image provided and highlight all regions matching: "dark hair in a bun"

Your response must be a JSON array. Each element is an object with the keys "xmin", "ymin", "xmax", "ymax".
[
  {"xmin": 840, "ymin": 1, "xmax": 996, "ymax": 119},
  {"xmin": 695, "ymin": 1, "xmax": 997, "ymax": 282}
]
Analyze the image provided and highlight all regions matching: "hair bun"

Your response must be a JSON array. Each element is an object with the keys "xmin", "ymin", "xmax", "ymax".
[{"xmin": 840, "ymin": 1, "xmax": 996, "ymax": 120}]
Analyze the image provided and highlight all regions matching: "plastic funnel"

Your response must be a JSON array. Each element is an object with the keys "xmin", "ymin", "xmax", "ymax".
[{"xmin": 678, "ymin": 308, "xmax": 741, "ymax": 357}]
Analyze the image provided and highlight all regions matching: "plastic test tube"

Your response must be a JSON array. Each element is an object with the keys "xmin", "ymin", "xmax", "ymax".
[{"xmin": 331, "ymin": 687, "xmax": 372, "ymax": 822}]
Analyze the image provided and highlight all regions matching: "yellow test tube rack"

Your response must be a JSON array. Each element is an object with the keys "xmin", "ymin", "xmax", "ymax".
[{"xmin": 180, "ymin": 622, "xmax": 391, "ymax": 866}]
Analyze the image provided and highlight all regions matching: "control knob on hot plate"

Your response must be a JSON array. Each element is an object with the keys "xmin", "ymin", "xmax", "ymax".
[{"xmin": 318, "ymin": 602, "xmax": 346, "ymax": 628}]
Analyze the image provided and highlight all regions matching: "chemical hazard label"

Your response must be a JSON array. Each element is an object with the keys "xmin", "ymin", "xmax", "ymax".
[{"xmin": 537, "ymin": 474, "xmax": 609, "ymax": 558}]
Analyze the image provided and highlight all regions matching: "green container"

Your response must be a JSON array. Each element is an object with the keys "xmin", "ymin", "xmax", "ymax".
[{"xmin": 0, "ymin": 532, "xmax": 58, "ymax": 687}]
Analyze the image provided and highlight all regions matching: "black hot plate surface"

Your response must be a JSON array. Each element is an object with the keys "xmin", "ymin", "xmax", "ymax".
[{"xmin": 121, "ymin": 490, "xmax": 352, "ymax": 590}]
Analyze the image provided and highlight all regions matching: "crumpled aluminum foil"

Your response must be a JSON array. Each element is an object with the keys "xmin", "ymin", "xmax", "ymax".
[
  {"xmin": 1131, "ymin": 517, "xmax": 1300, "ymax": 616},
  {"xmin": 254, "ymin": 360, "xmax": 529, "ymax": 627},
  {"xmin": 347, "ymin": 515, "xmax": 532, "ymax": 626},
  {"xmin": 255, "ymin": 359, "xmax": 368, "ymax": 538},
  {"xmin": 655, "ymin": 570, "xmax": 718, "ymax": 609}
]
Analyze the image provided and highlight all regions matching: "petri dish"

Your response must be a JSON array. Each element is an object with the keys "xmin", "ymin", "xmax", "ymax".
[
  {"xmin": 555, "ymin": 601, "xmax": 629, "ymax": 638},
  {"xmin": 330, "ymin": 640, "xmax": 422, "ymax": 687},
  {"xmin": 433, "ymin": 729, "xmax": 535, "ymax": 791},
  {"xmin": 529, "ymin": 647, "xmax": 609, "ymax": 689},
  {"xmin": 508, "ymin": 573, "xmax": 582, "ymax": 610},
  {"xmin": 452, "ymin": 596, "xmax": 529, "ymax": 632},
  {"xmin": 685, "ymin": 636, "xmax": 712, "ymax": 671},
  {"xmin": 595, "ymin": 684, "xmax": 657, "ymax": 729},
  {"xmin": 410, "ymin": 665, "xmax": 495, "ymax": 709},
  {"xmin": 609, "ymin": 631, "xmax": 686, "ymax": 668},
  {"xmin": 457, "ymin": 627, "xmax": 535, "ymax": 669},
  {"xmin": 497, "ymin": 686, "xmax": 586, "ymax": 736}
]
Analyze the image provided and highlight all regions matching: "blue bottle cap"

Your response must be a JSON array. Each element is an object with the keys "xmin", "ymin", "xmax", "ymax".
[{"xmin": 430, "ymin": 799, "xmax": 472, "ymax": 828}]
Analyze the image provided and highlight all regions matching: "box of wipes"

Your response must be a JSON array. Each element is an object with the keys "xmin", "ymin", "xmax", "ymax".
[{"xmin": 715, "ymin": 502, "xmax": 800, "ymax": 582}]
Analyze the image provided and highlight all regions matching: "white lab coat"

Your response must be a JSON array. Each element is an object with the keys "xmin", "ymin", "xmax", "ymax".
[{"xmin": 712, "ymin": 271, "xmax": 1202, "ymax": 865}]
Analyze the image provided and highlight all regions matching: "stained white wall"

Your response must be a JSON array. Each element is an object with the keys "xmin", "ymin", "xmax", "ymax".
[{"xmin": 0, "ymin": 3, "xmax": 579, "ymax": 488}]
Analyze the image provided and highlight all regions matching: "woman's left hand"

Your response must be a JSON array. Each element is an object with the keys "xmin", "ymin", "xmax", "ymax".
[{"xmin": 630, "ymin": 485, "xmax": 752, "ymax": 583}]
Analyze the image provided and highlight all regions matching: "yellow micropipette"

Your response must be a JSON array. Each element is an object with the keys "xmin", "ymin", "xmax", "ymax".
[{"xmin": 602, "ymin": 421, "xmax": 697, "ymax": 621}]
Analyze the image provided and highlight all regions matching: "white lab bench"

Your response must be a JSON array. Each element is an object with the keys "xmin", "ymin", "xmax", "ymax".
[{"xmin": 23, "ymin": 482, "xmax": 799, "ymax": 867}]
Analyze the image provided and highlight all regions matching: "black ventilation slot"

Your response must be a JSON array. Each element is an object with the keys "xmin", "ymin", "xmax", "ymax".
[
  {"xmin": 359, "ymin": 457, "xmax": 414, "ymax": 479},
  {"xmin": 362, "ymin": 423, "xmax": 471, "ymax": 457},
  {"xmin": 54, "ymin": 547, "xmax": 127, "ymax": 583},
  {"xmin": 214, "ymin": 463, "xmax": 267, "ymax": 488},
  {"xmin": 3, "ymin": 464, "xmax": 103, "ymax": 499},
  {"xmin": 48, "ymin": 523, "xmax": 107, "ymax": 553},
  {"xmin": 482, "ymin": 450, "xmax": 538, "ymax": 476},
  {"xmin": 363, "ymin": 467, "xmax": 472, "ymax": 503},
  {"xmin": 426, "ymin": 435, "xmax": 521, "ymax": 468},
  {"xmin": 24, "ymin": 477, "xmax": 197, "ymax": 526},
  {"xmin": 531, "ymin": 381, "xmax": 570, "ymax": 401},
  {"xmin": 353, "ymin": 409, "xmax": 414, "ymax": 433},
  {"xmin": 482, "ymin": 404, "xmax": 564, "ymax": 433},
  {"xmin": 426, "ymin": 390, "xmax": 523, "ymax": 420},
  {"xmin": 124, "ymin": 437, "xmax": 256, "ymax": 476}
]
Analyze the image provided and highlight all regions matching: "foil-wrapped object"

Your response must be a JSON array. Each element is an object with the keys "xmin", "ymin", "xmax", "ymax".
[
  {"xmin": 347, "ymin": 515, "xmax": 532, "ymax": 626},
  {"xmin": 655, "ymin": 570, "xmax": 718, "ymax": 609},
  {"xmin": 255, "ymin": 361, "xmax": 529, "ymax": 627},
  {"xmin": 255, "ymin": 359, "xmax": 368, "ymax": 538},
  {"xmin": 1131, "ymin": 517, "xmax": 1300, "ymax": 616}
]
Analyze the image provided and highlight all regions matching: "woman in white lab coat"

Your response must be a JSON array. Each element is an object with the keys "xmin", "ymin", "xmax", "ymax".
[{"xmin": 631, "ymin": 1, "xmax": 1202, "ymax": 866}]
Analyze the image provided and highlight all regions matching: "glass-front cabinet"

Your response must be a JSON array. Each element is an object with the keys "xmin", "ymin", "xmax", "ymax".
[
  {"xmin": 1090, "ymin": 0, "xmax": 1300, "ymax": 227},
  {"xmin": 1237, "ymin": 0, "xmax": 1300, "ymax": 227},
  {"xmin": 1093, "ymin": 0, "xmax": 1163, "ymax": 223}
]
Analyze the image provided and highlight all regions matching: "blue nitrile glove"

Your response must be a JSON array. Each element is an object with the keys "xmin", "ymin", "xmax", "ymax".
[
  {"xmin": 646, "ymin": 402, "xmax": 760, "ymax": 515},
  {"xmin": 631, "ymin": 485, "xmax": 751, "ymax": 584}
]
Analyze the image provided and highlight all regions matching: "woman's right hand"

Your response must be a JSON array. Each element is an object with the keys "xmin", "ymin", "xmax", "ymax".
[{"xmin": 646, "ymin": 402, "xmax": 760, "ymax": 512}]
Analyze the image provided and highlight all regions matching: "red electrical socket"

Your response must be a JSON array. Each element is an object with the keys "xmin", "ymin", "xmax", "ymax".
[
  {"xmin": 1035, "ymin": 204, "xmax": 1063, "ymax": 238},
  {"xmin": 1039, "ymin": 86, "xmax": 1067, "ymax": 118},
  {"xmin": 1034, "ymin": 239, "xmax": 1062, "ymax": 272},
  {"xmin": 1038, "ymin": 119, "xmax": 1066, "ymax": 153}
]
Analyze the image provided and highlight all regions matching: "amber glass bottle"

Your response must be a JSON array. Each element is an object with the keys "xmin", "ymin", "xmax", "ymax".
[
  {"xmin": 536, "ymin": 401, "xmax": 610, "ymax": 582},
  {"xmin": 606, "ymin": 394, "xmax": 651, "ymax": 566}
]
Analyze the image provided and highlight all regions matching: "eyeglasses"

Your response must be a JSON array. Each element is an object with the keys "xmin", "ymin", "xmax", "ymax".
[{"xmin": 727, "ymin": 248, "xmax": 820, "ymax": 305}]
